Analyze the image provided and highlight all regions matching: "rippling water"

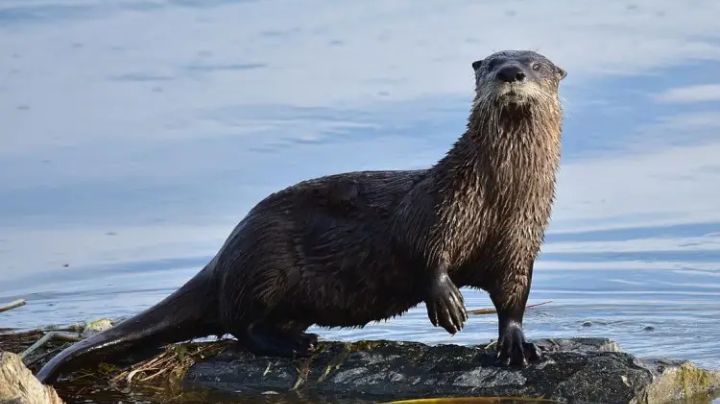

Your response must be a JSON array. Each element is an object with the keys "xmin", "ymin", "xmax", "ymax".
[{"xmin": 1, "ymin": 0, "xmax": 719, "ymax": 388}]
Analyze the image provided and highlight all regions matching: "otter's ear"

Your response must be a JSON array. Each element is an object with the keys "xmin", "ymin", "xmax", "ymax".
[
  {"xmin": 555, "ymin": 66, "xmax": 567, "ymax": 80},
  {"xmin": 471, "ymin": 60, "xmax": 483, "ymax": 71}
]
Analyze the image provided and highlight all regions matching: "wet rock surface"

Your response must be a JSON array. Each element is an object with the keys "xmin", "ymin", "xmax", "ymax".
[
  {"xmin": 182, "ymin": 338, "xmax": 720, "ymax": 403},
  {"xmin": 3, "ymin": 330, "xmax": 719, "ymax": 403}
]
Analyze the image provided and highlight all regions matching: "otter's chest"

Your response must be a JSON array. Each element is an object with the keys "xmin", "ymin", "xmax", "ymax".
[{"xmin": 440, "ymin": 178, "xmax": 555, "ymax": 268}]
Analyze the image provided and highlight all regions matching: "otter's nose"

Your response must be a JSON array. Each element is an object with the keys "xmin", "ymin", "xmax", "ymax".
[{"xmin": 496, "ymin": 65, "xmax": 526, "ymax": 83}]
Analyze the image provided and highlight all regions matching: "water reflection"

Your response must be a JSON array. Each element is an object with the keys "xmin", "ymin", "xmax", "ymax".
[{"xmin": 1, "ymin": 0, "xmax": 719, "ymax": 373}]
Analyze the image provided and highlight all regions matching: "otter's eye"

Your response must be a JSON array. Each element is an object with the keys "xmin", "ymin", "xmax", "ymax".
[{"xmin": 531, "ymin": 63, "xmax": 541, "ymax": 71}]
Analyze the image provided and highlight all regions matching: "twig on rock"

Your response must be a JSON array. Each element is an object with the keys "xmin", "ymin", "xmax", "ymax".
[
  {"xmin": 469, "ymin": 300, "xmax": 553, "ymax": 316},
  {"xmin": 23, "ymin": 344, "xmax": 68, "ymax": 368},
  {"xmin": 21, "ymin": 332, "xmax": 81, "ymax": 361}
]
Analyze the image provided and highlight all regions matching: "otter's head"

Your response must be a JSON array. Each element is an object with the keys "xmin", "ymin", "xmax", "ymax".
[{"xmin": 471, "ymin": 50, "xmax": 566, "ymax": 108}]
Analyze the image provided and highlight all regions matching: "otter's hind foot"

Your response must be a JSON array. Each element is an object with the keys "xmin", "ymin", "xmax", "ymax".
[
  {"xmin": 237, "ymin": 324, "xmax": 317, "ymax": 358},
  {"xmin": 298, "ymin": 332, "xmax": 319, "ymax": 351},
  {"xmin": 496, "ymin": 322, "xmax": 541, "ymax": 368}
]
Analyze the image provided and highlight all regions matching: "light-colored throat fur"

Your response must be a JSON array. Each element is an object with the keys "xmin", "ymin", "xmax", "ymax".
[{"xmin": 426, "ymin": 96, "xmax": 563, "ymax": 268}]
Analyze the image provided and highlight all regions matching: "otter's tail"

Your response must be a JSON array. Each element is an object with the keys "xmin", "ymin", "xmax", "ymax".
[{"xmin": 36, "ymin": 261, "xmax": 222, "ymax": 383}]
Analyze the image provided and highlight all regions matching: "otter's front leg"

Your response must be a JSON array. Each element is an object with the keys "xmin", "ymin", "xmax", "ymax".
[
  {"xmin": 489, "ymin": 263, "xmax": 542, "ymax": 367},
  {"xmin": 425, "ymin": 256, "xmax": 467, "ymax": 334}
]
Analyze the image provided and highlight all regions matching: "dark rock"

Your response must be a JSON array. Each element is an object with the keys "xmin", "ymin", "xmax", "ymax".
[{"xmin": 181, "ymin": 338, "xmax": 720, "ymax": 403}]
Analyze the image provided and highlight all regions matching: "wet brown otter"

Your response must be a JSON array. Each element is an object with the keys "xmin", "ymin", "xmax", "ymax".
[{"xmin": 37, "ymin": 50, "xmax": 567, "ymax": 382}]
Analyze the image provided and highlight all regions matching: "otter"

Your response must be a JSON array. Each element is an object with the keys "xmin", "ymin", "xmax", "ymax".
[{"xmin": 37, "ymin": 50, "xmax": 566, "ymax": 383}]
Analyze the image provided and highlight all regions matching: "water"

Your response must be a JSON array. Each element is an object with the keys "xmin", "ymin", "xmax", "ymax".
[{"xmin": 1, "ymin": 0, "xmax": 719, "ymax": 391}]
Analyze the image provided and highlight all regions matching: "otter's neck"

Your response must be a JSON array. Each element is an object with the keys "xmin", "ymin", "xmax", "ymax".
[
  {"xmin": 424, "ymin": 101, "xmax": 562, "ymax": 265},
  {"xmin": 431, "ymin": 102, "xmax": 562, "ymax": 200}
]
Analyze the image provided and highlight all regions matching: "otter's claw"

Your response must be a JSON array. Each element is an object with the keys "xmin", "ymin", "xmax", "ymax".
[
  {"xmin": 426, "ymin": 275, "xmax": 467, "ymax": 334},
  {"xmin": 497, "ymin": 322, "xmax": 541, "ymax": 367}
]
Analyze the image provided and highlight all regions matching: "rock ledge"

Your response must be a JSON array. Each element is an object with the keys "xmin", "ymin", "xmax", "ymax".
[{"xmin": 180, "ymin": 338, "xmax": 720, "ymax": 403}]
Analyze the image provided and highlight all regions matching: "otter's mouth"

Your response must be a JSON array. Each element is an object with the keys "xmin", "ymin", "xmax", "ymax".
[
  {"xmin": 499, "ymin": 88, "xmax": 525, "ymax": 103},
  {"xmin": 476, "ymin": 81, "xmax": 543, "ymax": 107},
  {"xmin": 500, "ymin": 82, "xmax": 525, "ymax": 94},
  {"xmin": 494, "ymin": 82, "xmax": 534, "ymax": 104}
]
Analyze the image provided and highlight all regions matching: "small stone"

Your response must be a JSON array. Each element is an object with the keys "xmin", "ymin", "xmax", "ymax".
[
  {"xmin": 82, "ymin": 318, "xmax": 114, "ymax": 337},
  {"xmin": 644, "ymin": 326, "xmax": 655, "ymax": 332}
]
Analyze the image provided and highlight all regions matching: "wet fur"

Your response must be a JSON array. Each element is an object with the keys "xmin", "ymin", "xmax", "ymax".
[{"xmin": 38, "ymin": 50, "xmax": 565, "ymax": 382}]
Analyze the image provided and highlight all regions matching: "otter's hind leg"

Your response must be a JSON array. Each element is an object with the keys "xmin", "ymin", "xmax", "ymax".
[
  {"xmin": 233, "ymin": 322, "xmax": 316, "ymax": 357},
  {"xmin": 220, "ymin": 266, "xmax": 316, "ymax": 357},
  {"xmin": 217, "ymin": 215, "xmax": 315, "ymax": 357}
]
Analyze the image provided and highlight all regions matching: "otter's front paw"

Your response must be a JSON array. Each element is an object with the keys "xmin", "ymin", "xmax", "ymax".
[
  {"xmin": 425, "ymin": 275, "xmax": 467, "ymax": 334},
  {"xmin": 497, "ymin": 322, "xmax": 541, "ymax": 367}
]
